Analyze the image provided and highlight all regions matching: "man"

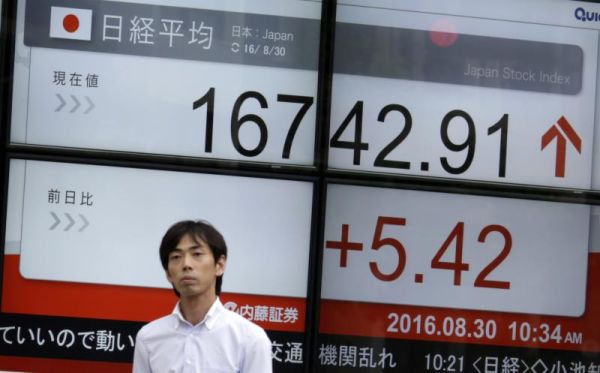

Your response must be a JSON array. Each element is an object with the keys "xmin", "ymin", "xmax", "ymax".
[{"xmin": 132, "ymin": 220, "xmax": 273, "ymax": 372}]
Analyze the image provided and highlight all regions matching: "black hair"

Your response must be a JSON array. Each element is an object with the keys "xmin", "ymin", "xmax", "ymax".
[{"xmin": 159, "ymin": 220, "xmax": 227, "ymax": 296}]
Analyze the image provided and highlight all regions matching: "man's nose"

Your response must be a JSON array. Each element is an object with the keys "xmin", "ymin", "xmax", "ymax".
[{"xmin": 182, "ymin": 253, "xmax": 193, "ymax": 268}]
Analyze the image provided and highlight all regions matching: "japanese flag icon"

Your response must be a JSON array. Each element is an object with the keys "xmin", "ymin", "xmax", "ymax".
[{"xmin": 49, "ymin": 6, "xmax": 92, "ymax": 41}]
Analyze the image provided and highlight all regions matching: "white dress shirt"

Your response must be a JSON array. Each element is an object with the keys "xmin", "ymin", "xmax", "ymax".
[{"xmin": 132, "ymin": 298, "xmax": 273, "ymax": 373}]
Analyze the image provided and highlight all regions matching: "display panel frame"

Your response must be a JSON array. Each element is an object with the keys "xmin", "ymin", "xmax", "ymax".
[
  {"xmin": 8, "ymin": 0, "xmax": 325, "ymax": 170},
  {"xmin": 0, "ymin": 0, "xmax": 332, "ymax": 370},
  {"xmin": 329, "ymin": 0, "xmax": 600, "ymax": 192},
  {"xmin": 1, "ymin": 0, "xmax": 600, "ymax": 372},
  {"xmin": 314, "ymin": 175, "xmax": 600, "ymax": 371},
  {"xmin": 0, "ymin": 152, "xmax": 323, "ymax": 372}
]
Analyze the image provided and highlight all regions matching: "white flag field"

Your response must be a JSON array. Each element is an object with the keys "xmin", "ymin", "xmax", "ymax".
[{"xmin": 49, "ymin": 6, "xmax": 92, "ymax": 41}]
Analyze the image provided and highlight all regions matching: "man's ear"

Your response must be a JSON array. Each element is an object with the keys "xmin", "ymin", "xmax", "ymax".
[
  {"xmin": 216, "ymin": 255, "xmax": 226, "ymax": 277},
  {"xmin": 165, "ymin": 270, "xmax": 173, "ymax": 284}
]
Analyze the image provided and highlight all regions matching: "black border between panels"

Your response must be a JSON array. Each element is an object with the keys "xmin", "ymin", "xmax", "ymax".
[
  {"xmin": 323, "ymin": 173, "xmax": 600, "ymax": 206},
  {"xmin": 6, "ymin": 145, "xmax": 321, "ymax": 178},
  {"xmin": 308, "ymin": 0, "xmax": 336, "ymax": 371},
  {"xmin": 4, "ymin": 151, "xmax": 320, "ymax": 184},
  {"xmin": 0, "ymin": 0, "xmax": 18, "ymax": 322},
  {"xmin": 324, "ymin": 170, "xmax": 600, "ymax": 206},
  {"xmin": 0, "ymin": 0, "xmax": 16, "ymax": 148}
]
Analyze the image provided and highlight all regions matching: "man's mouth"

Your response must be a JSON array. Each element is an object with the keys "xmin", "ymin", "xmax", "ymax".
[{"xmin": 180, "ymin": 276, "xmax": 197, "ymax": 284}]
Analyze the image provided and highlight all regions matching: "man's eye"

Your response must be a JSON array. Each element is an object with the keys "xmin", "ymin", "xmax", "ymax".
[{"xmin": 169, "ymin": 255, "xmax": 181, "ymax": 261}]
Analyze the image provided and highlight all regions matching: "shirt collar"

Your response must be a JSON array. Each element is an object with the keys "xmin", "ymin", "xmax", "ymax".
[{"xmin": 172, "ymin": 297, "xmax": 224, "ymax": 330}]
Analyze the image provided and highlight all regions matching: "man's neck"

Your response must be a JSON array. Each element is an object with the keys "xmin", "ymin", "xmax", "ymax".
[{"xmin": 179, "ymin": 293, "xmax": 217, "ymax": 325}]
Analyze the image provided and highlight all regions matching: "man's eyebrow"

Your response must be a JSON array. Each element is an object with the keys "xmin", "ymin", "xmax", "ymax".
[{"xmin": 173, "ymin": 244, "xmax": 203, "ymax": 251}]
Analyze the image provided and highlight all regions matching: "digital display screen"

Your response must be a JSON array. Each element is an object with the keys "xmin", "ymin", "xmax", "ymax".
[
  {"xmin": 10, "ymin": 0, "xmax": 321, "ymax": 165},
  {"xmin": 317, "ymin": 1, "xmax": 600, "ymax": 371},
  {"xmin": 3, "ymin": 159, "xmax": 313, "ymax": 371},
  {"xmin": 322, "ymin": 184, "xmax": 589, "ymax": 317},
  {"xmin": 3, "ymin": 0, "xmax": 600, "ymax": 372},
  {"xmin": 319, "ymin": 183, "xmax": 598, "ymax": 370},
  {"xmin": 328, "ymin": 0, "xmax": 600, "ymax": 190}
]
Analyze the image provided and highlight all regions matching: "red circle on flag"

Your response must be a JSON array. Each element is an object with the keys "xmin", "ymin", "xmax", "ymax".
[{"xmin": 63, "ymin": 14, "xmax": 80, "ymax": 33}]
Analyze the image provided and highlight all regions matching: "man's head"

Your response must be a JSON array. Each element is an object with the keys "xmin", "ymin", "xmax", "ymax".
[{"xmin": 159, "ymin": 220, "xmax": 227, "ymax": 297}]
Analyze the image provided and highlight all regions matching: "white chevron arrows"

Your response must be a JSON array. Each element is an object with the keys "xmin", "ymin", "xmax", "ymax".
[
  {"xmin": 69, "ymin": 95, "xmax": 80, "ymax": 113},
  {"xmin": 55, "ymin": 93, "xmax": 95, "ymax": 114},
  {"xmin": 49, "ymin": 212, "xmax": 90, "ymax": 232},
  {"xmin": 49, "ymin": 212, "xmax": 61, "ymax": 230},
  {"xmin": 84, "ymin": 96, "xmax": 94, "ymax": 114},
  {"xmin": 54, "ymin": 94, "xmax": 66, "ymax": 112}
]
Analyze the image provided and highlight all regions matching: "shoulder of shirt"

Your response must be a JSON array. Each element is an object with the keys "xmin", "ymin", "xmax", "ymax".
[
  {"xmin": 220, "ymin": 307, "xmax": 270, "ymax": 341},
  {"xmin": 135, "ymin": 313, "xmax": 175, "ymax": 341}
]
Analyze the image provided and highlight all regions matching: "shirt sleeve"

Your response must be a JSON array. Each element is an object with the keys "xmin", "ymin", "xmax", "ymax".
[
  {"xmin": 132, "ymin": 331, "xmax": 152, "ymax": 373},
  {"xmin": 241, "ymin": 328, "xmax": 273, "ymax": 373}
]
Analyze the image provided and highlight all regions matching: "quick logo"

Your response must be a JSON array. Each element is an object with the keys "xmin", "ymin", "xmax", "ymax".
[{"xmin": 574, "ymin": 7, "xmax": 600, "ymax": 22}]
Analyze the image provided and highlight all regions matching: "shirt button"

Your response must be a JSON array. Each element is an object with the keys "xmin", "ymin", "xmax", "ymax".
[{"xmin": 186, "ymin": 359, "xmax": 192, "ymax": 365}]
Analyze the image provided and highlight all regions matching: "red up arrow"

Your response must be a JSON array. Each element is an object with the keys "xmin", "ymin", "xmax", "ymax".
[{"xmin": 541, "ymin": 116, "xmax": 582, "ymax": 178}]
